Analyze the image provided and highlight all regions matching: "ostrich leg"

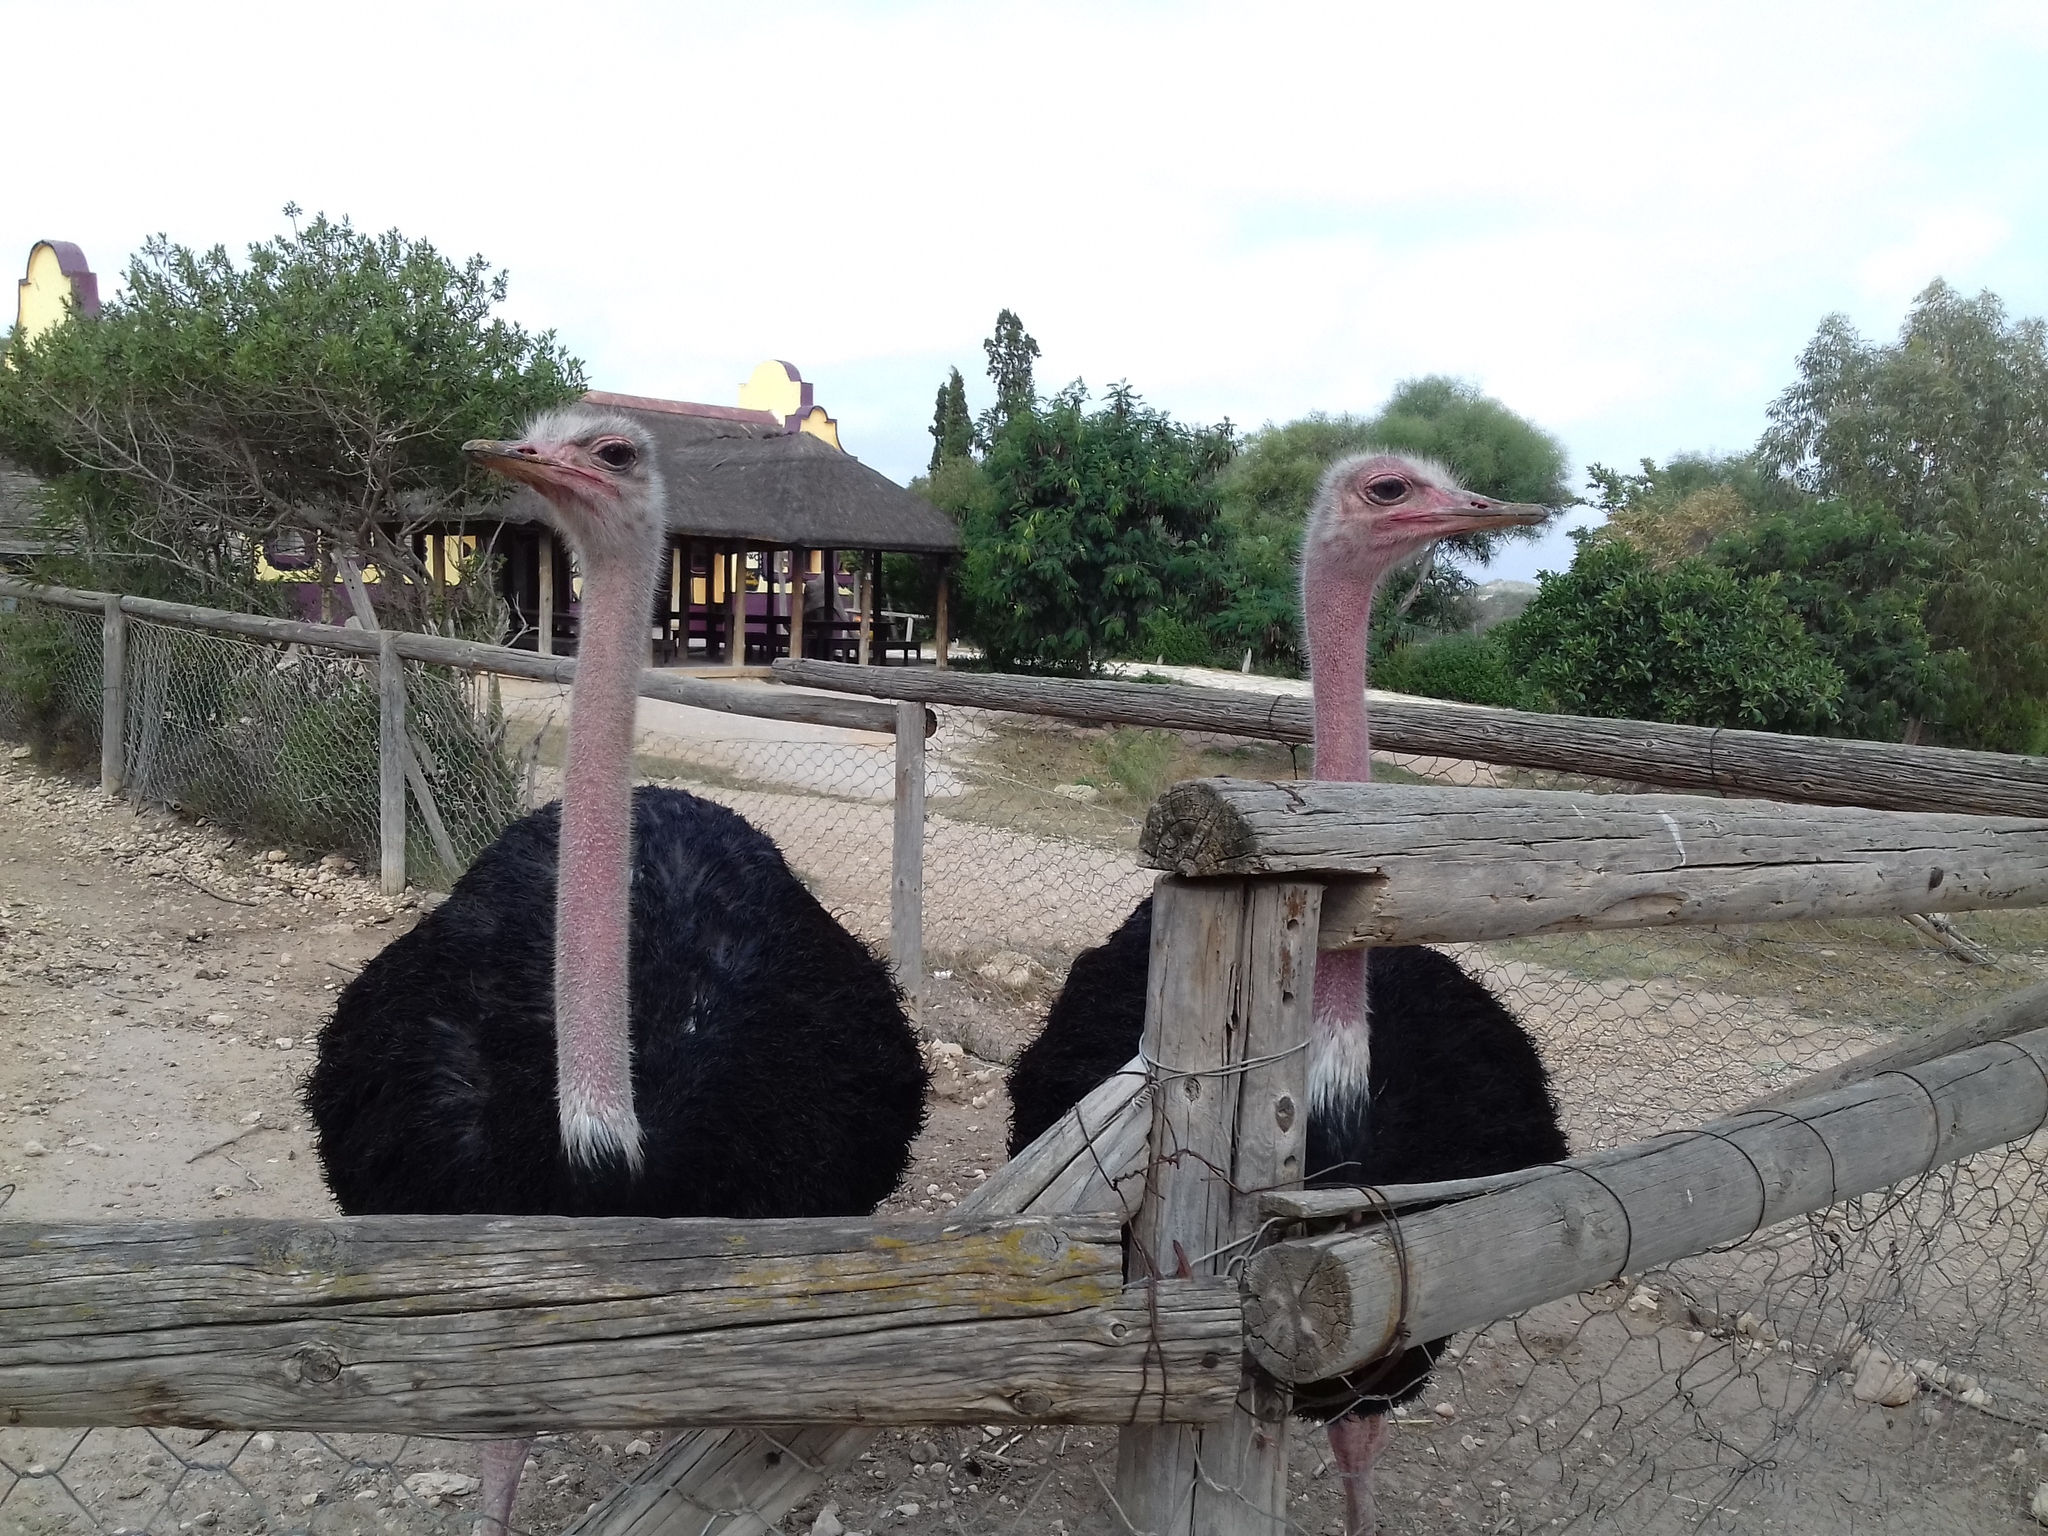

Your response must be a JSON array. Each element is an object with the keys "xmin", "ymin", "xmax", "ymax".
[
  {"xmin": 1328, "ymin": 1413, "xmax": 1392, "ymax": 1536},
  {"xmin": 478, "ymin": 1437, "xmax": 533, "ymax": 1534}
]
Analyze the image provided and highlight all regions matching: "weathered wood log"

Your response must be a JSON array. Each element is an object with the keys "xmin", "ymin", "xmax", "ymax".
[
  {"xmin": 99, "ymin": 593, "xmax": 126, "ymax": 795},
  {"xmin": 1740, "ymin": 977, "xmax": 2048, "ymax": 1112},
  {"xmin": 1139, "ymin": 779, "xmax": 2048, "ymax": 946},
  {"xmin": 772, "ymin": 656, "xmax": 2048, "ymax": 818},
  {"xmin": 0, "ymin": 1211, "xmax": 1238, "ymax": 1433},
  {"xmin": 1242, "ymin": 1026, "xmax": 2048, "ymax": 1386},
  {"xmin": 1116, "ymin": 878, "xmax": 1319, "ymax": 1535},
  {"xmin": 1271, "ymin": 982, "xmax": 2048, "ymax": 1225},
  {"xmin": 564, "ymin": 1059, "xmax": 1158, "ymax": 1536},
  {"xmin": 376, "ymin": 633, "xmax": 407, "ymax": 897},
  {"xmin": 1258, "ymin": 1170, "xmax": 1554, "ymax": 1223},
  {"xmin": 892, "ymin": 699, "xmax": 925, "ymax": 1007},
  {"xmin": 0, "ymin": 576, "xmax": 908, "ymax": 733}
]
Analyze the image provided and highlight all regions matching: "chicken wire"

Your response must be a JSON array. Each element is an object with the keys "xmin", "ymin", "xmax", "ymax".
[
  {"xmin": 6, "ymin": 597, "xmax": 2048, "ymax": 1533},
  {"xmin": 0, "ymin": 600, "xmax": 105, "ymax": 765}
]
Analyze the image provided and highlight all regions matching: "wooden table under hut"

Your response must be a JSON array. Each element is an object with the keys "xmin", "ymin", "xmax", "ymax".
[{"xmin": 476, "ymin": 371, "xmax": 963, "ymax": 670}]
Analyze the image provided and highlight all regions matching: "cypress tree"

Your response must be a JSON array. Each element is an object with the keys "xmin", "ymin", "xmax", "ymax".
[{"xmin": 927, "ymin": 367, "xmax": 972, "ymax": 476}]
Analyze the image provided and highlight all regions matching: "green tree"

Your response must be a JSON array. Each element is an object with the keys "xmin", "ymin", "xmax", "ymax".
[
  {"xmin": 977, "ymin": 308, "xmax": 1041, "ymax": 444},
  {"xmin": 1758, "ymin": 280, "xmax": 2048, "ymax": 750},
  {"xmin": 960, "ymin": 383, "xmax": 1236, "ymax": 672},
  {"xmin": 0, "ymin": 207, "xmax": 583, "ymax": 625},
  {"xmin": 1501, "ymin": 535, "xmax": 1844, "ymax": 732},
  {"xmin": 927, "ymin": 366, "xmax": 973, "ymax": 477},
  {"xmin": 1709, "ymin": 503, "xmax": 1964, "ymax": 742}
]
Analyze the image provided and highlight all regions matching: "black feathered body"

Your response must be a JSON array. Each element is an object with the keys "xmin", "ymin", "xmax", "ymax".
[
  {"xmin": 1007, "ymin": 896, "xmax": 1566, "ymax": 1416},
  {"xmin": 308, "ymin": 787, "xmax": 928, "ymax": 1219}
]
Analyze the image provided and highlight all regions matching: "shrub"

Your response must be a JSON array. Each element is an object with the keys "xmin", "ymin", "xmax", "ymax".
[
  {"xmin": 1373, "ymin": 631, "xmax": 1522, "ymax": 708},
  {"xmin": 1501, "ymin": 537, "xmax": 1844, "ymax": 731}
]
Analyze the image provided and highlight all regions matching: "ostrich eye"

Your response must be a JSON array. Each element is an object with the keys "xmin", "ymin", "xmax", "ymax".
[
  {"xmin": 1364, "ymin": 476, "xmax": 1410, "ymax": 505},
  {"xmin": 593, "ymin": 440, "xmax": 637, "ymax": 470}
]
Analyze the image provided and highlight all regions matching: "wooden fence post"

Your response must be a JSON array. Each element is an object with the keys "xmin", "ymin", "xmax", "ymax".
[
  {"xmin": 892, "ymin": 699, "xmax": 926, "ymax": 1012},
  {"xmin": 378, "ymin": 632, "xmax": 406, "ymax": 897},
  {"xmin": 538, "ymin": 532, "xmax": 555, "ymax": 657},
  {"xmin": 100, "ymin": 595, "xmax": 126, "ymax": 796},
  {"xmin": 1115, "ymin": 875, "xmax": 1318, "ymax": 1536}
]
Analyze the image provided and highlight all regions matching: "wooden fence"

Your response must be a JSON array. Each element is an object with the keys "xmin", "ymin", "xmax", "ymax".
[
  {"xmin": 2, "ymin": 766, "xmax": 2046, "ymax": 1534},
  {"xmin": 0, "ymin": 576, "xmax": 933, "ymax": 999},
  {"xmin": 10, "ymin": 585, "xmax": 2048, "ymax": 1530}
]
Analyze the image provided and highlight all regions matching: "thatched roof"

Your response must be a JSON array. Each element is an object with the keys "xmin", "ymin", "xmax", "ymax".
[{"xmin": 485, "ymin": 392, "xmax": 963, "ymax": 555}]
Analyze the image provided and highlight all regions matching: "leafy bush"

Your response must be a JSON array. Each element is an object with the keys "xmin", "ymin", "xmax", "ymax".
[
  {"xmin": 1501, "ymin": 537, "xmax": 1844, "ymax": 731},
  {"xmin": 0, "ymin": 605, "xmax": 99, "ymax": 765},
  {"xmin": 1373, "ymin": 631, "xmax": 1523, "ymax": 708}
]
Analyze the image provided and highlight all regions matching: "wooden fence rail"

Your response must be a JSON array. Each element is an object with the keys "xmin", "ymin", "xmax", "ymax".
[
  {"xmin": 1141, "ymin": 779, "xmax": 2048, "ymax": 947},
  {"xmin": 1243, "ymin": 1023, "xmax": 2048, "ymax": 1387},
  {"xmin": 772, "ymin": 656, "xmax": 2048, "ymax": 818},
  {"xmin": 0, "ymin": 576, "xmax": 911, "ymax": 735},
  {"xmin": 0, "ymin": 1212, "xmax": 1237, "ymax": 1433}
]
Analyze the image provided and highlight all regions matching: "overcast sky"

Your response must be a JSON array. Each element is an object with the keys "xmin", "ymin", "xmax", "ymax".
[{"xmin": 11, "ymin": 1, "xmax": 2048, "ymax": 579}]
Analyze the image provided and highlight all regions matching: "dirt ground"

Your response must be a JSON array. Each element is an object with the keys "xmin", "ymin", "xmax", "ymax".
[{"xmin": 6, "ymin": 746, "xmax": 2048, "ymax": 1534}]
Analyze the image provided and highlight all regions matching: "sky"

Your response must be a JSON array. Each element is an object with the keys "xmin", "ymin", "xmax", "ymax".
[{"xmin": 9, "ymin": 1, "xmax": 2048, "ymax": 580}]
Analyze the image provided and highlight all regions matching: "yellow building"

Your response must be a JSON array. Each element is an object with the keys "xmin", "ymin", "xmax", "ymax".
[{"xmin": 11, "ymin": 241, "xmax": 100, "ymax": 347}]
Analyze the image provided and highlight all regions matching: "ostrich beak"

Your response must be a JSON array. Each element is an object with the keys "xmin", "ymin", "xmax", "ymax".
[
  {"xmin": 463, "ymin": 438, "xmax": 587, "ymax": 496},
  {"xmin": 1420, "ymin": 493, "xmax": 1550, "ymax": 540}
]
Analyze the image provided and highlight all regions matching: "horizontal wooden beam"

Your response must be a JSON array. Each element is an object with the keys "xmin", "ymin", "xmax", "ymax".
[
  {"xmin": 1138, "ymin": 779, "xmax": 2048, "ymax": 946},
  {"xmin": 772, "ymin": 657, "xmax": 2048, "ymax": 819},
  {"xmin": 0, "ymin": 1211, "xmax": 1236, "ymax": 1433},
  {"xmin": 1243, "ymin": 1026, "xmax": 2048, "ymax": 1385},
  {"xmin": 0, "ymin": 576, "xmax": 911, "ymax": 735}
]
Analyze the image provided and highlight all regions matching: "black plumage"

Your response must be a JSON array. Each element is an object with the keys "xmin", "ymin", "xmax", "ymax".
[
  {"xmin": 309, "ymin": 786, "xmax": 928, "ymax": 1219},
  {"xmin": 1007, "ymin": 896, "xmax": 1566, "ymax": 1415}
]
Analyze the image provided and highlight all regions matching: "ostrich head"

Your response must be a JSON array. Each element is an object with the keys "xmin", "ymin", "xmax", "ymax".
[
  {"xmin": 1300, "ymin": 452, "xmax": 1547, "ymax": 785},
  {"xmin": 462, "ymin": 407, "xmax": 665, "ymax": 567},
  {"xmin": 1302, "ymin": 452, "xmax": 1547, "ymax": 591}
]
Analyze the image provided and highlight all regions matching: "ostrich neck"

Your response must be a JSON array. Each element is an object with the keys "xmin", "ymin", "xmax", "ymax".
[
  {"xmin": 555, "ymin": 544, "xmax": 659, "ymax": 1172},
  {"xmin": 1303, "ymin": 558, "xmax": 1382, "ymax": 1126},
  {"xmin": 1304, "ymin": 561, "xmax": 1376, "ymax": 784}
]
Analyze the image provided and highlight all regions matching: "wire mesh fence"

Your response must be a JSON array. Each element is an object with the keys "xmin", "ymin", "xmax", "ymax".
[{"xmin": 5, "ymin": 587, "xmax": 2048, "ymax": 1532}]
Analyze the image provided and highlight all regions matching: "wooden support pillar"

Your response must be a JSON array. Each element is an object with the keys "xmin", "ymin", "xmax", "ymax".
[
  {"xmin": 934, "ymin": 562, "xmax": 951, "ymax": 670},
  {"xmin": 1115, "ymin": 876, "xmax": 1318, "ymax": 1536},
  {"xmin": 891, "ymin": 699, "xmax": 926, "ymax": 1012},
  {"xmin": 728, "ymin": 546, "xmax": 747, "ymax": 666},
  {"xmin": 377, "ymin": 632, "xmax": 407, "ymax": 896},
  {"xmin": 789, "ymin": 547, "xmax": 807, "ymax": 661},
  {"xmin": 856, "ymin": 554, "xmax": 873, "ymax": 667},
  {"xmin": 99, "ymin": 595, "xmax": 126, "ymax": 796},
  {"xmin": 429, "ymin": 533, "xmax": 446, "ymax": 589},
  {"xmin": 537, "ymin": 531, "xmax": 555, "ymax": 657},
  {"xmin": 668, "ymin": 543, "xmax": 683, "ymax": 658}
]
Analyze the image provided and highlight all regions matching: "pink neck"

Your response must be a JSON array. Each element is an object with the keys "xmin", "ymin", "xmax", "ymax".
[
  {"xmin": 1304, "ymin": 563, "xmax": 1376, "ymax": 784},
  {"xmin": 554, "ymin": 546, "xmax": 657, "ymax": 1172},
  {"xmin": 1305, "ymin": 560, "xmax": 1379, "ymax": 1073}
]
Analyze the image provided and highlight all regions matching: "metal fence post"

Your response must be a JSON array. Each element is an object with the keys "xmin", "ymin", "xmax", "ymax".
[
  {"xmin": 891, "ymin": 699, "xmax": 926, "ymax": 1012},
  {"xmin": 378, "ymin": 632, "xmax": 407, "ymax": 896},
  {"xmin": 100, "ymin": 595, "xmax": 127, "ymax": 796}
]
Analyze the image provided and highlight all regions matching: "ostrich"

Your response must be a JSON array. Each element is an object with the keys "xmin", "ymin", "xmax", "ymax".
[
  {"xmin": 1006, "ymin": 453, "xmax": 1568, "ymax": 1536},
  {"xmin": 306, "ymin": 408, "xmax": 929, "ymax": 1533}
]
